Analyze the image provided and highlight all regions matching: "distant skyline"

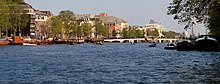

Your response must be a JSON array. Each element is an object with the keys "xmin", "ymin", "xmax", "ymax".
[{"xmin": 24, "ymin": 0, "xmax": 206, "ymax": 34}]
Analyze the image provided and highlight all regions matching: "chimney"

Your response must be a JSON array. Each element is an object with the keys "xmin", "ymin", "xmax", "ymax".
[{"xmin": 100, "ymin": 12, "xmax": 108, "ymax": 17}]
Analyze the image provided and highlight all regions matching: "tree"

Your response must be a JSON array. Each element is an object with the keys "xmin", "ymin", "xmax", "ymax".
[
  {"xmin": 112, "ymin": 29, "xmax": 117, "ymax": 38},
  {"xmin": 8, "ymin": 0, "xmax": 24, "ymax": 3},
  {"xmin": 45, "ymin": 16, "xmax": 63, "ymax": 37},
  {"xmin": 146, "ymin": 29, "xmax": 159, "ymax": 36},
  {"xmin": 81, "ymin": 23, "xmax": 92, "ymax": 37},
  {"xmin": 76, "ymin": 25, "xmax": 83, "ymax": 38},
  {"xmin": 167, "ymin": 0, "xmax": 220, "ymax": 35},
  {"xmin": 129, "ymin": 28, "xmax": 136, "ymax": 38},
  {"xmin": 8, "ymin": 2, "xmax": 29, "ymax": 36},
  {"xmin": 162, "ymin": 31, "xmax": 178, "ymax": 38},
  {"xmin": 135, "ymin": 29, "xmax": 143, "ymax": 38},
  {"xmin": 0, "ymin": 0, "xmax": 10, "ymax": 38},
  {"xmin": 58, "ymin": 10, "xmax": 76, "ymax": 38},
  {"xmin": 94, "ymin": 20, "xmax": 108, "ymax": 38},
  {"xmin": 122, "ymin": 28, "xmax": 129, "ymax": 38}
]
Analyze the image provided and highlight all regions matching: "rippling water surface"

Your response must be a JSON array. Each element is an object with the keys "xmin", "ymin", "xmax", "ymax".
[{"xmin": 0, "ymin": 43, "xmax": 220, "ymax": 83}]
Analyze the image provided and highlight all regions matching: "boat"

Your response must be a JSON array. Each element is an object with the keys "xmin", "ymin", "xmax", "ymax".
[
  {"xmin": 176, "ymin": 40, "xmax": 195, "ymax": 51},
  {"xmin": 23, "ymin": 43, "xmax": 37, "ymax": 46},
  {"xmin": 8, "ymin": 36, "xmax": 23, "ymax": 45},
  {"xmin": 93, "ymin": 41, "xmax": 104, "ymax": 45},
  {"xmin": 0, "ymin": 39, "xmax": 9, "ymax": 45},
  {"xmin": 195, "ymin": 35, "xmax": 220, "ymax": 51},
  {"xmin": 54, "ymin": 39, "xmax": 67, "ymax": 44},
  {"xmin": 149, "ymin": 42, "xmax": 156, "ymax": 47},
  {"xmin": 164, "ymin": 42, "xmax": 177, "ymax": 50},
  {"xmin": 130, "ymin": 41, "xmax": 135, "ymax": 45}
]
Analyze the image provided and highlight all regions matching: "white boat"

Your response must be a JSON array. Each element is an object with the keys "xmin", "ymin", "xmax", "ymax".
[
  {"xmin": 164, "ymin": 42, "xmax": 177, "ymax": 50},
  {"xmin": 23, "ymin": 43, "xmax": 37, "ymax": 46}
]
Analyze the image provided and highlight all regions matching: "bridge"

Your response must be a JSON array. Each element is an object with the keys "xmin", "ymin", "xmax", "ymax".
[
  {"xmin": 104, "ymin": 38, "xmax": 146, "ymax": 43},
  {"xmin": 104, "ymin": 38, "xmax": 179, "ymax": 43},
  {"xmin": 155, "ymin": 38, "xmax": 179, "ymax": 43}
]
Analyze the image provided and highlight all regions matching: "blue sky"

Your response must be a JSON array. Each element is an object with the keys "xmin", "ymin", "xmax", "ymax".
[{"xmin": 24, "ymin": 0, "xmax": 206, "ymax": 34}]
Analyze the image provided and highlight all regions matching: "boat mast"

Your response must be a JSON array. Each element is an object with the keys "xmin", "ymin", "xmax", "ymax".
[{"xmin": 191, "ymin": 24, "xmax": 195, "ymax": 39}]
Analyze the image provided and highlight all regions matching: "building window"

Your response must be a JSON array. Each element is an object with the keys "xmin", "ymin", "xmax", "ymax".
[
  {"xmin": 30, "ymin": 24, "xmax": 35, "ymax": 28},
  {"xmin": 30, "ymin": 19, "xmax": 35, "ymax": 23},
  {"xmin": 30, "ymin": 29, "xmax": 35, "ymax": 32}
]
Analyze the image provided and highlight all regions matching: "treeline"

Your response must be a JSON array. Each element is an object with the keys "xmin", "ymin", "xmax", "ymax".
[
  {"xmin": 0, "ymin": 0, "xmax": 29, "ymax": 38},
  {"xmin": 42, "ymin": 10, "xmax": 109, "ymax": 39},
  {"xmin": 121, "ymin": 27, "xmax": 144, "ymax": 38}
]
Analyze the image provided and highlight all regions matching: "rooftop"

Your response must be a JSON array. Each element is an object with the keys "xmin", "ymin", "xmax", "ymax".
[{"xmin": 97, "ymin": 16, "xmax": 127, "ymax": 24}]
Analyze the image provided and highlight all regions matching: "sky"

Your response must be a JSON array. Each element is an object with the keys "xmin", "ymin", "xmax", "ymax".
[{"xmin": 24, "ymin": 0, "xmax": 207, "ymax": 34}]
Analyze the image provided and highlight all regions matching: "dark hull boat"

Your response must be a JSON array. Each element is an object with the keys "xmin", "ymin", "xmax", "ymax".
[
  {"xmin": 195, "ymin": 35, "xmax": 220, "ymax": 52},
  {"xmin": 149, "ymin": 43, "xmax": 156, "ymax": 47},
  {"xmin": 176, "ymin": 40, "xmax": 195, "ymax": 51}
]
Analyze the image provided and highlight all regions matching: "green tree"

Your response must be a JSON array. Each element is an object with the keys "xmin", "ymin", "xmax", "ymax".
[
  {"xmin": 58, "ymin": 10, "xmax": 77, "ymax": 38},
  {"xmin": 94, "ymin": 20, "xmax": 108, "ymax": 38},
  {"xmin": 135, "ymin": 30, "xmax": 143, "ymax": 38},
  {"xmin": 122, "ymin": 28, "xmax": 129, "ymax": 38},
  {"xmin": 81, "ymin": 23, "xmax": 92, "ymax": 37},
  {"xmin": 45, "ymin": 16, "xmax": 63, "ymax": 37},
  {"xmin": 112, "ymin": 29, "xmax": 117, "ymax": 38},
  {"xmin": 146, "ymin": 29, "xmax": 159, "ymax": 36},
  {"xmin": 162, "ymin": 31, "xmax": 178, "ymax": 38},
  {"xmin": 0, "ymin": 0, "xmax": 10, "ymax": 38},
  {"xmin": 8, "ymin": 0, "xmax": 24, "ymax": 3},
  {"xmin": 76, "ymin": 25, "xmax": 83, "ymax": 38},
  {"xmin": 8, "ymin": 2, "xmax": 29, "ymax": 36},
  {"xmin": 129, "ymin": 28, "xmax": 136, "ymax": 38},
  {"xmin": 167, "ymin": 0, "xmax": 220, "ymax": 35}
]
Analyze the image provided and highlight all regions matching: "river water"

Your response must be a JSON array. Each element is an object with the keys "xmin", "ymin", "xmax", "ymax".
[{"xmin": 0, "ymin": 43, "xmax": 220, "ymax": 83}]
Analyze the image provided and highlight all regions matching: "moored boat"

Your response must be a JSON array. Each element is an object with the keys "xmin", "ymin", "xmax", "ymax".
[
  {"xmin": 195, "ymin": 35, "xmax": 220, "ymax": 51},
  {"xmin": 54, "ymin": 39, "xmax": 67, "ymax": 44},
  {"xmin": 23, "ymin": 43, "xmax": 37, "ymax": 46},
  {"xmin": 8, "ymin": 36, "xmax": 23, "ymax": 45},
  {"xmin": 94, "ymin": 41, "xmax": 104, "ymax": 45},
  {"xmin": 149, "ymin": 43, "xmax": 156, "ymax": 47},
  {"xmin": 0, "ymin": 39, "xmax": 9, "ymax": 45},
  {"xmin": 164, "ymin": 42, "xmax": 177, "ymax": 50},
  {"xmin": 176, "ymin": 40, "xmax": 195, "ymax": 51}
]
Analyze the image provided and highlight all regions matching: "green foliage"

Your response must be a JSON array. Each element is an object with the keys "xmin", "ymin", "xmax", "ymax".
[
  {"xmin": 162, "ymin": 31, "xmax": 178, "ymax": 38},
  {"xmin": 9, "ymin": 2, "xmax": 29, "ymax": 36},
  {"xmin": 208, "ymin": 0, "xmax": 220, "ymax": 35},
  {"xmin": 94, "ymin": 20, "xmax": 108, "ymax": 38},
  {"xmin": 0, "ymin": 0, "xmax": 10, "ymax": 37},
  {"xmin": 135, "ymin": 30, "xmax": 143, "ymax": 38},
  {"xmin": 122, "ymin": 27, "xmax": 144, "ymax": 38},
  {"xmin": 0, "ymin": 0, "xmax": 29, "ymax": 37},
  {"xmin": 58, "ymin": 10, "xmax": 77, "ymax": 37},
  {"xmin": 76, "ymin": 25, "xmax": 83, "ymax": 38},
  {"xmin": 81, "ymin": 23, "xmax": 92, "ymax": 37},
  {"xmin": 146, "ymin": 29, "xmax": 159, "ymax": 36},
  {"xmin": 8, "ymin": 0, "xmax": 24, "ymax": 3},
  {"xmin": 122, "ymin": 28, "xmax": 129, "ymax": 38},
  {"xmin": 129, "ymin": 29, "xmax": 136, "ymax": 38},
  {"xmin": 45, "ymin": 16, "xmax": 63, "ymax": 36},
  {"xmin": 168, "ymin": 0, "xmax": 220, "ymax": 35},
  {"xmin": 112, "ymin": 29, "xmax": 117, "ymax": 38}
]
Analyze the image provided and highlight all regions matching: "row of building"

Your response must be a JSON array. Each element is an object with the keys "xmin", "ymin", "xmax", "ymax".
[{"xmin": 14, "ymin": 2, "xmax": 164, "ymax": 39}]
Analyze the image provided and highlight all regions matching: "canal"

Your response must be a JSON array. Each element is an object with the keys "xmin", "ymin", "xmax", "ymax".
[{"xmin": 0, "ymin": 43, "xmax": 220, "ymax": 83}]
